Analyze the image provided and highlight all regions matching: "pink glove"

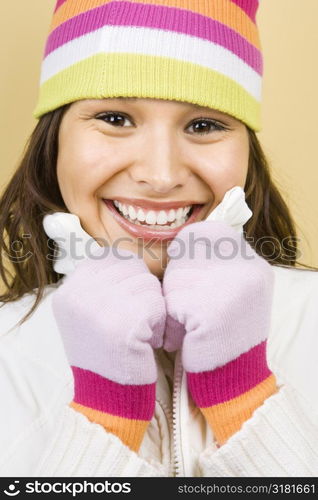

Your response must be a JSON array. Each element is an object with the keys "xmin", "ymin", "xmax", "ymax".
[
  {"xmin": 162, "ymin": 221, "xmax": 277, "ymax": 445},
  {"xmin": 52, "ymin": 246, "xmax": 166, "ymax": 452}
]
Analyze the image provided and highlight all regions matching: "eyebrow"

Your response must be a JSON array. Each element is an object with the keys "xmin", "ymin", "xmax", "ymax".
[
  {"xmin": 116, "ymin": 97, "xmax": 138, "ymax": 101},
  {"xmin": 191, "ymin": 103, "xmax": 213, "ymax": 111}
]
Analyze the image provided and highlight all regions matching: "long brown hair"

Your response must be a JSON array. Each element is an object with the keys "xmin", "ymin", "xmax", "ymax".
[{"xmin": 0, "ymin": 106, "xmax": 317, "ymax": 326}]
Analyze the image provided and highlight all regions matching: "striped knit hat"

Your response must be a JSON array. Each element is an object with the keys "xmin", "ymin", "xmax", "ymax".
[{"xmin": 33, "ymin": 0, "xmax": 263, "ymax": 131}]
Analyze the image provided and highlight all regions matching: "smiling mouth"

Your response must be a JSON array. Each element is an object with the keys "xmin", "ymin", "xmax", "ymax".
[{"xmin": 102, "ymin": 198, "xmax": 206, "ymax": 241}]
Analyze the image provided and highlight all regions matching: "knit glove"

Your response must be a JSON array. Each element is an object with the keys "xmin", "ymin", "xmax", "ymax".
[
  {"xmin": 52, "ymin": 246, "xmax": 166, "ymax": 452},
  {"xmin": 162, "ymin": 220, "xmax": 277, "ymax": 446}
]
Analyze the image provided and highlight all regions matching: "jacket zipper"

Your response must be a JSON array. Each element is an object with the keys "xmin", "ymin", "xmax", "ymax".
[{"xmin": 172, "ymin": 349, "xmax": 185, "ymax": 477}]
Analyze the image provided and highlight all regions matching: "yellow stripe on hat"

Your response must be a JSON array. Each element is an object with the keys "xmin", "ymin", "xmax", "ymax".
[{"xmin": 33, "ymin": 52, "xmax": 261, "ymax": 130}]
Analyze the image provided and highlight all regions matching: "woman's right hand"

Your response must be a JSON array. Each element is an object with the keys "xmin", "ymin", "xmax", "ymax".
[{"xmin": 51, "ymin": 245, "xmax": 166, "ymax": 452}]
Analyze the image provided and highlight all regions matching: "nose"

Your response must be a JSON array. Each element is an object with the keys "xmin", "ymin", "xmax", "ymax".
[{"xmin": 128, "ymin": 127, "xmax": 191, "ymax": 194}]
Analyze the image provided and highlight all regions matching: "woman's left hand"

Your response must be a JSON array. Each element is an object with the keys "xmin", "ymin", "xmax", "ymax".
[{"xmin": 162, "ymin": 220, "xmax": 278, "ymax": 445}]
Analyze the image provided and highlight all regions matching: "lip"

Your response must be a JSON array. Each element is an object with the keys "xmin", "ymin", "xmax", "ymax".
[{"xmin": 103, "ymin": 199, "xmax": 205, "ymax": 241}]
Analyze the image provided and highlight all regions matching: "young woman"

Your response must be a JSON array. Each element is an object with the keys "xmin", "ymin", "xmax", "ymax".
[{"xmin": 1, "ymin": 0, "xmax": 318, "ymax": 477}]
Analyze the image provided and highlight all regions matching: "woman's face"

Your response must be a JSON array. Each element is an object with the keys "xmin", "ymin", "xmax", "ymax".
[{"xmin": 57, "ymin": 98, "xmax": 249, "ymax": 278}]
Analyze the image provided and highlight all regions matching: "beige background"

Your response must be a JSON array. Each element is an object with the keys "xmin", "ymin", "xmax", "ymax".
[{"xmin": 1, "ymin": 0, "xmax": 318, "ymax": 266}]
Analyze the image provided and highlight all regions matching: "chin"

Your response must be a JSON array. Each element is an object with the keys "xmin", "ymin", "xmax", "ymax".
[{"xmin": 144, "ymin": 255, "xmax": 167, "ymax": 280}]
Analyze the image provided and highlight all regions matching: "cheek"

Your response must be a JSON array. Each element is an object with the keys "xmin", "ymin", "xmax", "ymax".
[
  {"xmin": 211, "ymin": 161, "xmax": 247, "ymax": 188},
  {"xmin": 202, "ymin": 140, "xmax": 249, "ymax": 195},
  {"xmin": 56, "ymin": 136, "xmax": 116, "ymax": 202}
]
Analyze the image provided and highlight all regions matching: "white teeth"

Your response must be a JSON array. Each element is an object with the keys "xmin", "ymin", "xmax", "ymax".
[
  {"xmin": 156, "ymin": 210, "xmax": 168, "ymax": 225},
  {"xmin": 147, "ymin": 218, "xmax": 186, "ymax": 229},
  {"xmin": 176, "ymin": 207, "xmax": 183, "ymax": 219},
  {"xmin": 118, "ymin": 202, "xmax": 128, "ymax": 216},
  {"xmin": 112, "ymin": 200, "xmax": 193, "ymax": 228},
  {"xmin": 128, "ymin": 206, "xmax": 137, "ymax": 220},
  {"xmin": 136, "ymin": 208, "xmax": 146, "ymax": 222},
  {"xmin": 122, "ymin": 215, "xmax": 186, "ymax": 229},
  {"xmin": 183, "ymin": 206, "xmax": 191, "ymax": 217},
  {"xmin": 167, "ymin": 209, "xmax": 176, "ymax": 222},
  {"xmin": 145, "ymin": 210, "xmax": 157, "ymax": 225}
]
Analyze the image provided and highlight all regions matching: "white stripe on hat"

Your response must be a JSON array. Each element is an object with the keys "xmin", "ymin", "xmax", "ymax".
[{"xmin": 41, "ymin": 25, "xmax": 262, "ymax": 101}]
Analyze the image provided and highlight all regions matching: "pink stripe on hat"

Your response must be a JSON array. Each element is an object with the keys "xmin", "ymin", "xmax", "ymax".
[
  {"xmin": 230, "ymin": 0, "xmax": 259, "ymax": 21},
  {"xmin": 54, "ymin": 0, "xmax": 68, "ymax": 13},
  {"xmin": 45, "ymin": 1, "xmax": 262, "ymax": 74}
]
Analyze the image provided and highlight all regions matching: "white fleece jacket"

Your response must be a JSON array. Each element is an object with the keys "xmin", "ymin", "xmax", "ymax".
[{"xmin": 1, "ymin": 263, "xmax": 318, "ymax": 477}]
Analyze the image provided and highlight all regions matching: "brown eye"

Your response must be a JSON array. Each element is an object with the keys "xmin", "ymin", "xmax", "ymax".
[
  {"xmin": 187, "ymin": 119, "xmax": 227, "ymax": 135},
  {"xmin": 96, "ymin": 112, "xmax": 133, "ymax": 127}
]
